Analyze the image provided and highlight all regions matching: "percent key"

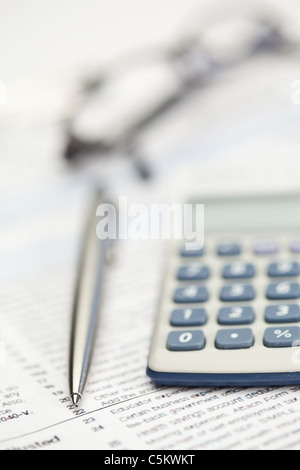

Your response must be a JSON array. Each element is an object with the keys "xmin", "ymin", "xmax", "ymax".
[{"xmin": 264, "ymin": 326, "xmax": 300, "ymax": 348}]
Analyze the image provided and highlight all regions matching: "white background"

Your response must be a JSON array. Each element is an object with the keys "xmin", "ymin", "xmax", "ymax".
[{"xmin": 0, "ymin": 0, "xmax": 299, "ymax": 81}]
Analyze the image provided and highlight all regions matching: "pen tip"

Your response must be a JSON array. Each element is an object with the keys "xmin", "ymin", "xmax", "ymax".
[{"xmin": 70, "ymin": 392, "xmax": 82, "ymax": 406}]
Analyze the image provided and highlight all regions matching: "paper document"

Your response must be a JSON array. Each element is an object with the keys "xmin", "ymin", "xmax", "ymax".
[
  {"xmin": 1, "ymin": 206, "xmax": 300, "ymax": 451},
  {"xmin": 1, "ymin": 45, "xmax": 300, "ymax": 449},
  {"xmin": 0, "ymin": 130, "xmax": 299, "ymax": 451}
]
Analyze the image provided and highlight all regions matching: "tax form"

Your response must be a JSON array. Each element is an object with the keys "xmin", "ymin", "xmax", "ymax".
[
  {"xmin": 1, "ymin": 127, "xmax": 300, "ymax": 451},
  {"xmin": 1, "ymin": 48, "xmax": 300, "ymax": 451}
]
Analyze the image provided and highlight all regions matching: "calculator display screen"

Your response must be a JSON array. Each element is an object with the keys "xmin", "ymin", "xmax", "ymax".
[{"xmin": 197, "ymin": 194, "xmax": 300, "ymax": 232}]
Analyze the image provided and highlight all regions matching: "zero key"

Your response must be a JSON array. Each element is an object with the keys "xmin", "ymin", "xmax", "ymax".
[{"xmin": 167, "ymin": 330, "xmax": 206, "ymax": 351}]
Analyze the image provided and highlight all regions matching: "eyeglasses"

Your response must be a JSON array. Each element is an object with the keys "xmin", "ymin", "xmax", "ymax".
[{"xmin": 63, "ymin": 13, "xmax": 299, "ymax": 178}]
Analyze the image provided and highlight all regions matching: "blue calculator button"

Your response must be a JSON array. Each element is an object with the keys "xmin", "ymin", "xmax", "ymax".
[
  {"xmin": 170, "ymin": 308, "xmax": 207, "ymax": 326},
  {"xmin": 222, "ymin": 263, "xmax": 255, "ymax": 279},
  {"xmin": 266, "ymin": 282, "xmax": 300, "ymax": 300},
  {"xmin": 174, "ymin": 285, "xmax": 209, "ymax": 303},
  {"xmin": 215, "ymin": 328, "xmax": 254, "ymax": 349},
  {"xmin": 264, "ymin": 326, "xmax": 300, "ymax": 348},
  {"xmin": 220, "ymin": 284, "xmax": 255, "ymax": 302},
  {"xmin": 177, "ymin": 265, "xmax": 210, "ymax": 281},
  {"xmin": 218, "ymin": 306, "xmax": 255, "ymax": 325},
  {"xmin": 217, "ymin": 243, "xmax": 241, "ymax": 256},
  {"xmin": 167, "ymin": 330, "xmax": 205, "ymax": 351},
  {"xmin": 254, "ymin": 240, "xmax": 278, "ymax": 255},
  {"xmin": 265, "ymin": 304, "xmax": 300, "ymax": 323},
  {"xmin": 268, "ymin": 262, "xmax": 300, "ymax": 278},
  {"xmin": 181, "ymin": 246, "xmax": 205, "ymax": 257}
]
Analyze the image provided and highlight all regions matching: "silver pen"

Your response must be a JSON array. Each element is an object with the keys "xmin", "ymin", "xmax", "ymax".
[{"xmin": 69, "ymin": 189, "xmax": 110, "ymax": 405}]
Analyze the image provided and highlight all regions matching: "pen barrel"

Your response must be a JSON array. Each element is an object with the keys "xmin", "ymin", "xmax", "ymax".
[{"xmin": 69, "ymin": 192, "xmax": 108, "ymax": 399}]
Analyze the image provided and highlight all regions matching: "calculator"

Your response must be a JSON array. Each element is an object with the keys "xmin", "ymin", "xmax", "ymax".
[{"xmin": 146, "ymin": 182, "xmax": 300, "ymax": 387}]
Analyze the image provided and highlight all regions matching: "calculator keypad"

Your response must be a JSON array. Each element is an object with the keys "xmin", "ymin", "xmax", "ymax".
[
  {"xmin": 217, "ymin": 243, "xmax": 241, "ymax": 256},
  {"xmin": 218, "ymin": 306, "xmax": 255, "ymax": 325},
  {"xmin": 170, "ymin": 308, "xmax": 207, "ymax": 326},
  {"xmin": 220, "ymin": 284, "xmax": 255, "ymax": 302},
  {"xmin": 265, "ymin": 304, "xmax": 300, "ymax": 323},
  {"xmin": 167, "ymin": 330, "xmax": 205, "ymax": 351},
  {"xmin": 181, "ymin": 246, "xmax": 205, "ymax": 257},
  {"xmin": 222, "ymin": 262, "xmax": 255, "ymax": 279},
  {"xmin": 215, "ymin": 328, "xmax": 254, "ymax": 350},
  {"xmin": 167, "ymin": 238, "xmax": 300, "ymax": 352},
  {"xmin": 268, "ymin": 261, "xmax": 300, "ymax": 277},
  {"xmin": 254, "ymin": 240, "xmax": 278, "ymax": 255},
  {"xmin": 290, "ymin": 240, "xmax": 300, "ymax": 253},
  {"xmin": 264, "ymin": 326, "xmax": 300, "ymax": 348},
  {"xmin": 174, "ymin": 285, "xmax": 209, "ymax": 303},
  {"xmin": 177, "ymin": 265, "xmax": 210, "ymax": 281},
  {"xmin": 266, "ymin": 282, "xmax": 300, "ymax": 300}
]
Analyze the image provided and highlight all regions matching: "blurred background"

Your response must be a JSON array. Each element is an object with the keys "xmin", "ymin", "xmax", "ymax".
[{"xmin": 0, "ymin": 0, "xmax": 300, "ymax": 204}]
